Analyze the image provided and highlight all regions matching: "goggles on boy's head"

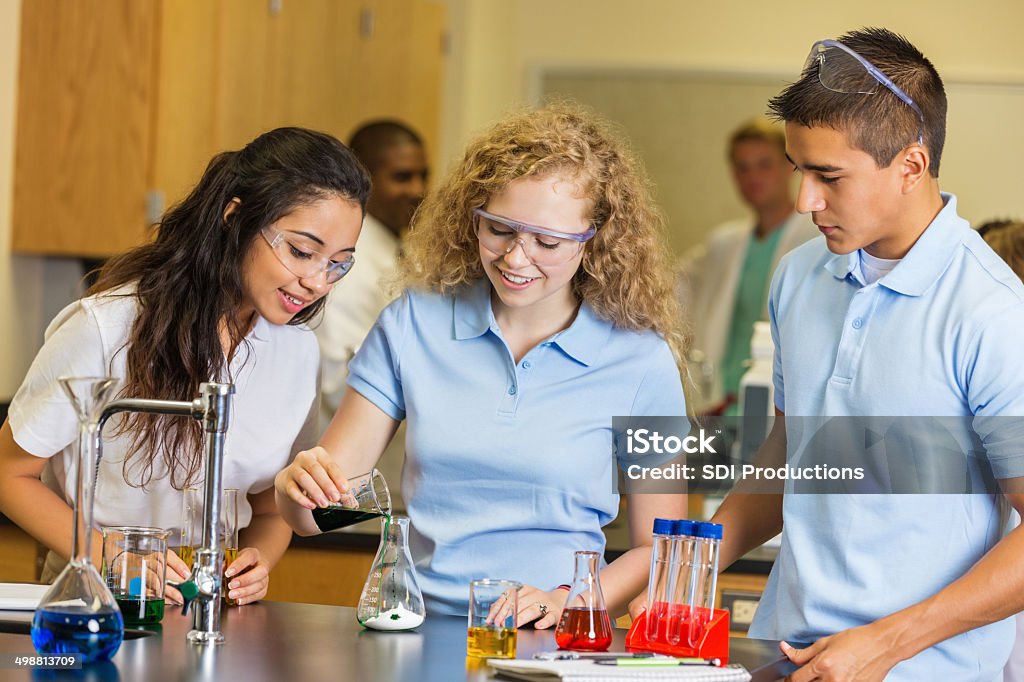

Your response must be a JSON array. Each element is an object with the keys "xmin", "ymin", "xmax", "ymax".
[{"xmin": 804, "ymin": 39, "xmax": 925, "ymax": 145}]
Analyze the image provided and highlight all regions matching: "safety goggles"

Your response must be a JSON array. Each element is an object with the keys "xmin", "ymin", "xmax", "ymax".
[
  {"xmin": 473, "ymin": 208, "xmax": 596, "ymax": 266},
  {"xmin": 261, "ymin": 226, "xmax": 354, "ymax": 284},
  {"xmin": 804, "ymin": 39, "xmax": 925, "ymax": 145}
]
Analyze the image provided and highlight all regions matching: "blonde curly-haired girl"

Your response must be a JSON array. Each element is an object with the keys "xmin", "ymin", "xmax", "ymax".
[{"xmin": 276, "ymin": 103, "xmax": 688, "ymax": 624}]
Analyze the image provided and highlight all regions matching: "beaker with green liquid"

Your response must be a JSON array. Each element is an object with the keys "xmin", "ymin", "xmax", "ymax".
[{"xmin": 102, "ymin": 526, "xmax": 170, "ymax": 626}]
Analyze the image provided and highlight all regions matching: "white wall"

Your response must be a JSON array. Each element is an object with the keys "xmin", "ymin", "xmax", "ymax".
[
  {"xmin": 4, "ymin": 0, "xmax": 1024, "ymax": 399},
  {"xmin": 441, "ymin": 0, "xmax": 1024, "ymax": 160}
]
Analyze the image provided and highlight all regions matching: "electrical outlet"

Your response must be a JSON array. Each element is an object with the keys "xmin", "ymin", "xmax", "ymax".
[
  {"xmin": 732, "ymin": 599, "xmax": 758, "ymax": 624},
  {"xmin": 720, "ymin": 590, "xmax": 762, "ymax": 633}
]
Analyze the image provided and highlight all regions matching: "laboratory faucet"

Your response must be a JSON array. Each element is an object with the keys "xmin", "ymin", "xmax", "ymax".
[{"xmin": 96, "ymin": 381, "xmax": 235, "ymax": 644}]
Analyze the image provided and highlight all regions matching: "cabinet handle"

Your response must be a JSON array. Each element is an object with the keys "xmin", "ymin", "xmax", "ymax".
[
  {"xmin": 146, "ymin": 190, "xmax": 165, "ymax": 227},
  {"xmin": 360, "ymin": 8, "xmax": 375, "ymax": 39}
]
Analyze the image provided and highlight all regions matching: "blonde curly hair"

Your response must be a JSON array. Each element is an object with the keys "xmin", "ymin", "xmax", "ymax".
[{"xmin": 402, "ymin": 102, "xmax": 689, "ymax": 369}]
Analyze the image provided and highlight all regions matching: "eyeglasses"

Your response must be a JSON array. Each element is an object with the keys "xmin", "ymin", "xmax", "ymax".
[
  {"xmin": 261, "ymin": 226, "xmax": 354, "ymax": 284},
  {"xmin": 804, "ymin": 39, "xmax": 925, "ymax": 145},
  {"xmin": 473, "ymin": 208, "xmax": 596, "ymax": 266}
]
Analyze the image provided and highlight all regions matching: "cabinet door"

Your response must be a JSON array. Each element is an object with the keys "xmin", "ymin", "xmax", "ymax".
[
  {"xmin": 267, "ymin": 0, "xmax": 361, "ymax": 140},
  {"xmin": 151, "ymin": 0, "xmax": 220, "ymax": 211},
  {"xmin": 215, "ymin": 0, "xmax": 277, "ymax": 152},
  {"xmin": 399, "ymin": 0, "xmax": 446, "ymax": 166},
  {"xmin": 12, "ymin": 0, "xmax": 160, "ymax": 257},
  {"xmin": 350, "ymin": 0, "xmax": 446, "ymax": 163}
]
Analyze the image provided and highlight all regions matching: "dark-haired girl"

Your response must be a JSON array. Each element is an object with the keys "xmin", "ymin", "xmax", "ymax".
[{"xmin": 0, "ymin": 127, "xmax": 369, "ymax": 605}]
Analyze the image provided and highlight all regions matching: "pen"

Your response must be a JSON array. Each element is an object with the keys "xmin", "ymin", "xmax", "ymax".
[
  {"xmin": 533, "ymin": 651, "xmax": 658, "ymax": 661},
  {"xmin": 595, "ymin": 657, "xmax": 721, "ymax": 667}
]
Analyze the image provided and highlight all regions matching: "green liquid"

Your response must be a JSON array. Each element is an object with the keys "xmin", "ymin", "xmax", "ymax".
[
  {"xmin": 115, "ymin": 597, "xmax": 165, "ymax": 626},
  {"xmin": 311, "ymin": 507, "xmax": 383, "ymax": 532}
]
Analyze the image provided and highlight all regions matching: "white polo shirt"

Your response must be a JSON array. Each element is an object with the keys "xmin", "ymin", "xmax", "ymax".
[{"xmin": 9, "ymin": 288, "xmax": 319, "ymax": 547}]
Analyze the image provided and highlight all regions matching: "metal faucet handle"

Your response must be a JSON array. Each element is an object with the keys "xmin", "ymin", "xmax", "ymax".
[
  {"xmin": 170, "ymin": 578, "xmax": 202, "ymax": 616},
  {"xmin": 171, "ymin": 549, "xmax": 222, "ymax": 615}
]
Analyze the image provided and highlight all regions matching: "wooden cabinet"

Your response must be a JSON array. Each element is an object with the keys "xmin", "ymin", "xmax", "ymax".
[
  {"xmin": 12, "ymin": 0, "xmax": 447, "ymax": 258},
  {"xmin": 265, "ymin": 544, "xmax": 374, "ymax": 606},
  {"xmin": 0, "ymin": 524, "xmax": 42, "ymax": 584},
  {"xmin": 12, "ymin": 1, "xmax": 161, "ymax": 258}
]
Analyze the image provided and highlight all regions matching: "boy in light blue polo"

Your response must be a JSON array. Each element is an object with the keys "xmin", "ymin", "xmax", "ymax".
[{"xmin": 711, "ymin": 28, "xmax": 1024, "ymax": 681}]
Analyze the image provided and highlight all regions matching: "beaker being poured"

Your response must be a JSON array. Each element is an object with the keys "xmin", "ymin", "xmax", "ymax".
[
  {"xmin": 32, "ymin": 377, "xmax": 124, "ymax": 663},
  {"xmin": 311, "ymin": 469, "xmax": 391, "ymax": 532},
  {"xmin": 357, "ymin": 515, "xmax": 426, "ymax": 631}
]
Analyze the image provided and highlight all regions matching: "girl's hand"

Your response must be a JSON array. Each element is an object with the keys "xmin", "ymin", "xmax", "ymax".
[
  {"xmin": 274, "ymin": 446, "xmax": 348, "ymax": 509},
  {"xmin": 487, "ymin": 585, "xmax": 569, "ymax": 630},
  {"xmin": 224, "ymin": 547, "xmax": 270, "ymax": 606},
  {"xmin": 164, "ymin": 549, "xmax": 192, "ymax": 605}
]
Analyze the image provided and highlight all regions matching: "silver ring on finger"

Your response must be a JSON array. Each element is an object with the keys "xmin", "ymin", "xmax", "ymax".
[{"xmin": 537, "ymin": 603, "xmax": 548, "ymax": 618}]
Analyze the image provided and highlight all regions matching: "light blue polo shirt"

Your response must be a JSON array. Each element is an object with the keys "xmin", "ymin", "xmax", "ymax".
[
  {"xmin": 348, "ymin": 278, "xmax": 685, "ymax": 615},
  {"xmin": 750, "ymin": 194, "xmax": 1024, "ymax": 681}
]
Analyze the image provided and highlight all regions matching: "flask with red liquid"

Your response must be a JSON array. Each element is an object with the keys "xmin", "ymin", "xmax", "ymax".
[{"xmin": 554, "ymin": 550, "xmax": 613, "ymax": 651}]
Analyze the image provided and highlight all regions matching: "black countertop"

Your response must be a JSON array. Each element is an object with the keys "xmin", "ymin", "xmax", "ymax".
[{"xmin": 0, "ymin": 602, "xmax": 794, "ymax": 681}]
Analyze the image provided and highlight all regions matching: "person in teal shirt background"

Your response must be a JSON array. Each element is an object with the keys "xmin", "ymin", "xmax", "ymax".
[{"xmin": 679, "ymin": 119, "xmax": 817, "ymax": 415}]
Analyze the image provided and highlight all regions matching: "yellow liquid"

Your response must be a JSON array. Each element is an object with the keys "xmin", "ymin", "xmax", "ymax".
[
  {"xmin": 223, "ymin": 547, "xmax": 239, "ymax": 606},
  {"xmin": 176, "ymin": 545, "xmax": 194, "ymax": 569},
  {"xmin": 467, "ymin": 626, "xmax": 516, "ymax": 658}
]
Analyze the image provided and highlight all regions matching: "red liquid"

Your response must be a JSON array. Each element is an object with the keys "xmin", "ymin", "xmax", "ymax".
[
  {"xmin": 554, "ymin": 607, "xmax": 613, "ymax": 651},
  {"xmin": 644, "ymin": 601, "xmax": 712, "ymax": 648}
]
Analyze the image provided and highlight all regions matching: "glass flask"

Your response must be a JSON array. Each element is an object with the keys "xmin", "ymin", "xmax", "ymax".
[
  {"xmin": 554, "ymin": 550, "xmax": 613, "ymax": 651},
  {"xmin": 32, "ymin": 377, "xmax": 125, "ymax": 663},
  {"xmin": 357, "ymin": 515, "xmax": 425, "ymax": 631}
]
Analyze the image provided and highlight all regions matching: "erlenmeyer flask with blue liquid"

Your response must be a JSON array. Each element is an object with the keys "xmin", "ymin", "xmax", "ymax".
[{"xmin": 32, "ymin": 377, "xmax": 124, "ymax": 662}]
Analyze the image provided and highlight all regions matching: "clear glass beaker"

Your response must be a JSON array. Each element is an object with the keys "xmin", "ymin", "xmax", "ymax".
[
  {"xmin": 554, "ymin": 550, "xmax": 613, "ymax": 651},
  {"xmin": 357, "ymin": 515, "xmax": 425, "ymax": 631},
  {"xmin": 101, "ymin": 526, "xmax": 170, "ymax": 626},
  {"xmin": 312, "ymin": 469, "xmax": 391, "ymax": 532},
  {"xmin": 177, "ymin": 486, "xmax": 202, "ymax": 569},
  {"xmin": 467, "ymin": 579, "xmax": 520, "ymax": 658},
  {"xmin": 221, "ymin": 489, "xmax": 239, "ymax": 606},
  {"xmin": 32, "ymin": 377, "xmax": 124, "ymax": 663}
]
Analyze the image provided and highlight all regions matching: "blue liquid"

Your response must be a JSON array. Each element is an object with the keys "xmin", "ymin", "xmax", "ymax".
[{"xmin": 31, "ymin": 607, "xmax": 124, "ymax": 663}]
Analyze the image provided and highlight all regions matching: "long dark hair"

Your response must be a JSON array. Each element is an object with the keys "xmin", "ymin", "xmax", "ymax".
[{"xmin": 88, "ymin": 127, "xmax": 371, "ymax": 489}]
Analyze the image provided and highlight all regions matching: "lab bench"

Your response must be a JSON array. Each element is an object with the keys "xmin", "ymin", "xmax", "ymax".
[
  {"xmin": 0, "ymin": 513, "xmax": 776, "ymax": 633},
  {"xmin": 0, "ymin": 601, "xmax": 792, "ymax": 681}
]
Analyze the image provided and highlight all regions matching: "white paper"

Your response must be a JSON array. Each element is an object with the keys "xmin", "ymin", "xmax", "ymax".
[
  {"xmin": 488, "ymin": 658, "xmax": 751, "ymax": 682},
  {"xmin": 0, "ymin": 583, "xmax": 49, "ymax": 611}
]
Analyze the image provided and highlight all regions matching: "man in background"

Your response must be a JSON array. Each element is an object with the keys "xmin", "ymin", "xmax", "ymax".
[
  {"xmin": 316, "ymin": 120, "xmax": 428, "ymax": 430},
  {"xmin": 678, "ymin": 118, "xmax": 817, "ymax": 415}
]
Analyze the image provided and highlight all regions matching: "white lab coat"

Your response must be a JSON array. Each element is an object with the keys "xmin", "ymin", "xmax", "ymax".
[
  {"xmin": 678, "ymin": 211, "xmax": 818, "ymax": 410},
  {"xmin": 315, "ymin": 213, "xmax": 400, "ymax": 431}
]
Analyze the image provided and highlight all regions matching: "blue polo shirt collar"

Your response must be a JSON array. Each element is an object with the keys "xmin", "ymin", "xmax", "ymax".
[
  {"xmin": 548, "ymin": 302, "xmax": 610, "ymax": 367},
  {"xmin": 822, "ymin": 193, "xmax": 966, "ymax": 296},
  {"xmin": 452, "ymin": 278, "xmax": 610, "ymax": 366},
  {"xmin": 453, "ymin": 278, "xmax": 492, "ymax": 340}
]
